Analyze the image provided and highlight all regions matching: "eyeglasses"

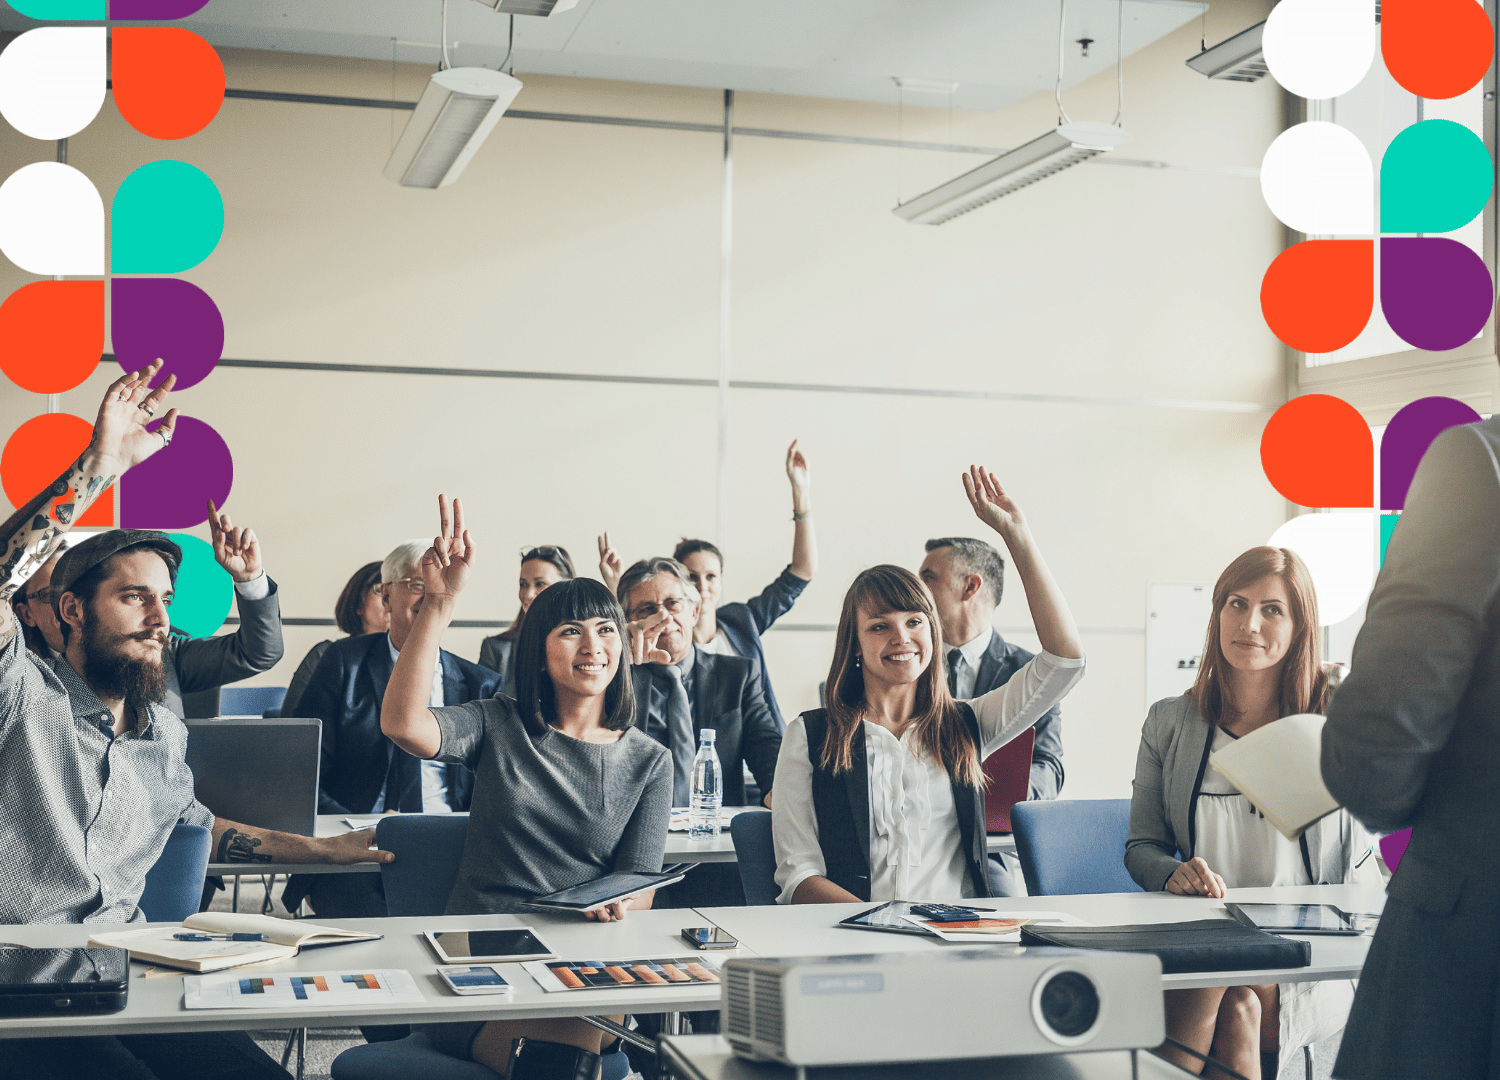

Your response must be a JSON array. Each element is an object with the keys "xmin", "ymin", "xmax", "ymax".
[
  {"xmin": 22, "ymin": 589, "xmax": 50, "ymax": 605},
  {"xmin": 367, "ymin": 582, "xmax": 383, "ymax": 596},
  {"xmin": 629, "ymin": 596, "xmax": 689, "ymax": 619},
  {"xmin": 392, "ymin": 578, "xmax": 426, "ymax": 595}
]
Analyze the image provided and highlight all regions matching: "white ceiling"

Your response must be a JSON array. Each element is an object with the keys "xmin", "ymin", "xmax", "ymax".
[{"xmin": 1, "ymin": 0, "xmax": 1208, "ymax": 111}]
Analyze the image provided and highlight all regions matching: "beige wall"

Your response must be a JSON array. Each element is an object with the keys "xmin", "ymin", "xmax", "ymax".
[{"xmin": 0, "ymin": 0, "xmax": 1285, "ymax": 799}]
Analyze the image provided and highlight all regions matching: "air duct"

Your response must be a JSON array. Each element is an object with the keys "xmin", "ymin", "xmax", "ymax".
[
  {"xmin": 892, "ymin": 121, "xmax": 1132, "ymax": 225},
  {"xmin": 383, "ymin": 67, "xmax": 522, "ymax": 189},
  {"xmin": 470, "ymin": 0, "xmax": 578, "ymax": 14}
]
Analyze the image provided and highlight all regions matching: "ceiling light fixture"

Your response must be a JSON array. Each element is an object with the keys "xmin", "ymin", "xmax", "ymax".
[
  {"xmin": 893, "ymin": 0, "xmax": 1130, "ymax": 223},
  {"xmin": 384, "ymin": 0, "xmax": 522, "ymax": 188},
  {"xmin": 470, "ymin": 0, "xmax": 578, "ymax": 15},
  {"xmin": 1185, "ymin": 20, "xmax": 1269, "ymax": 82}
]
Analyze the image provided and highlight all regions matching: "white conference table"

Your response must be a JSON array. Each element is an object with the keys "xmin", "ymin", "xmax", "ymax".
[
  {"xmin": 658, "ymin": 1034, "xmax": 1197, "ymax": 1080},
  {"xmin": 696, "ymin": 883, "xmax": 1386, "ymax": 991},
  {"xmin": 206, "ymin": 813, "xmax": 1017, "ymax": 877}
]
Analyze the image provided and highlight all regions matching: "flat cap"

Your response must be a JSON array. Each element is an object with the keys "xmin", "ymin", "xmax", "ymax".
[{"xmin": 51, "ymin": 529, "xmax": 182, "ymax": 612}]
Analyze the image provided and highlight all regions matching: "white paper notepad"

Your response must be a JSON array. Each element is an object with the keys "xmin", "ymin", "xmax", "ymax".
[{"xmin": 1207, "ymin": 713, "xmax": 1339, "ymax": 841}]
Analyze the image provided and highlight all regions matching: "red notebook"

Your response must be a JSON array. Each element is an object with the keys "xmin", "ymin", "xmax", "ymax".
[{"xmin": 982, "ymin": 727, "xmax": 1034, "ymax": 833}]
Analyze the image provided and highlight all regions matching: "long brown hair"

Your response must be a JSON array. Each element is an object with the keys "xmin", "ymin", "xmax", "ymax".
[
  {"xmin": 823, "ymin": 565, "xmax": 985, "ymax": 788},
  {"xmin": 1189, "ymin": 546, "xmax": 1327, "ymax": 726},
  {"xmin": 498, "ymin": 545, "xmax": 576, "ymax": 642},
  {"xmin": 334, "ymin": 561, "xmax": 383, "ymax": 637}
]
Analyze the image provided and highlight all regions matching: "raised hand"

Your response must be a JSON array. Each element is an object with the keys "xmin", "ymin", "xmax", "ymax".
[
  {"xmin": 206, "ymin": 499, "xmax": 262, "ymax": 583},
  {"xmin": 962, "ymin": 465, "xmax": 1027, "ymax": 543},
  {"xmin": 597, "ymin": 531, "xmax": 623, "ymax": 594},
  {"xmin": 627, "ymin": 613, "xmax": 673, "ymax": 666},
  {"xmin": 418, "ymin": 495, "xmax": 475, "ymax": 604},
  {"xmin": 91, "ymin": 360, "xmax": 179, "ymax": 472},
  {"xmin": 786, "ymin": 439, "xmax": 811, "ymax": 508}
]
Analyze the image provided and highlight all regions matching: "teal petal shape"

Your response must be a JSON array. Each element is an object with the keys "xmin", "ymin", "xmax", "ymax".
[
  {"xmin": 7, "ymin": 0, "xmax": 106, "ymax": 17},
  {"xmin": 1380, "ymin": 119, "xmax": 1493, "ymax": 234},
  {"xmin": 110, "ymin": 160, "xmax": 223, "ymax": 274},
  {"xmin": 164, "ymin": 533, "xmax": 232, "ymax": 638}
]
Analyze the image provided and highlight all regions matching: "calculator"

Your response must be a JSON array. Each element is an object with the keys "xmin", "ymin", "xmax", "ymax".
[{"xmin": 908, "ymin": 904, "xmax": 984, "ymax": 923}]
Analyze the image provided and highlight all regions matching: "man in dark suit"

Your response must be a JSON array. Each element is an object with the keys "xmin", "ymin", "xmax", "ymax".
[
  {"xmin": 283, "ymin": 539, "xmax": 501, "ymax": 920},
  {"xmin": 919, "ymin": 536, "xmax": 1064, "ymax": 798},
  {"xmin": 1322, "ymin": 418, "xmax": 1500, "ymax": 1080},
  {"xmin": 14, "ymin": 499, "xmax": 284, "ymax": 719}
]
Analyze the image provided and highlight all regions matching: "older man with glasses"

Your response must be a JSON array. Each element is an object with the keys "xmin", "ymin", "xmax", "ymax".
[{"xmin": 282, "ymin": 540, "xmax": 501, "ymax": 932}]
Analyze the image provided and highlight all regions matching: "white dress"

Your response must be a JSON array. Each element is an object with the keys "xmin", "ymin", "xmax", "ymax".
[
  {"xmin": 772, "ymin": 650, "xmax": 1085, "ymax": 904},
  {"xmin": 1194, "ymin": 726, "xmax": 1355, "ymax": 1074}
]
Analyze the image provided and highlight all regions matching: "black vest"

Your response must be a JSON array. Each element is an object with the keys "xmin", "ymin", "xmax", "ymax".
[{"xmin": 800, "ymin": 706, "xmax": 995, "ymax": 902}]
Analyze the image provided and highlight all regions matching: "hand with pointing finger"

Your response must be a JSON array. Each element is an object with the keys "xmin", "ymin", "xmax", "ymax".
[{"xmin": 206, "ymin": 499, "xmax": 262, "ymax": 584}]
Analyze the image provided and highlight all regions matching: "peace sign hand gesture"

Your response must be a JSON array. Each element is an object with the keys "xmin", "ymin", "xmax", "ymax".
[
  {"xmin": 91, "ymin": 360, "xmax": 179, "ymax": 473},
  {"xmin": 419, "ymin": 495, "xmax": 475, "ymax": 605},
  {"xmin": 962, "ymin": 465, "xmax": 1028, "ymax": 545},
  {"xmin": 597, "ymin": 531, "xmax": 623, "ymax": 594},
  {"xmin": 206, "ymin": 499, "xmax": 263, "ymax": 583}
]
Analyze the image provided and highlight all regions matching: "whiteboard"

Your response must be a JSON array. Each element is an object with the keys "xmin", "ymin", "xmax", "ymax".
[{"xmin": 1146, "ymin": 582, "xmax": 1213, "ymax": 710}]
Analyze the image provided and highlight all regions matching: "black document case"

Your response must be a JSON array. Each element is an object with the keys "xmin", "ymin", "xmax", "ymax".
[
  {"xmin": 0, "ymin": 947, "xmax": 129, "ymax": 1017},
  {"xmin": 1019, "ymin": 919, "xmax": 1312, "ymax": 974}
]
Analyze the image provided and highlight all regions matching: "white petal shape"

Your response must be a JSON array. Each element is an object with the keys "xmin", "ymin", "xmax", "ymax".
[
  {"xmin": 1263, "ymin": 0, "xmax": 1376, "ymax": 100},
  {"xmin": 1268, "ymin": 513, "xmax": 1377, "ymax": 625},
  {"xmin": 1261, "ymin": 122, "xmax": 1374, "ymax": 235},
  {"xmin": 0, "ymin": 28, "xmax": 105, "ymax": 141},
  {"xmin": 0, "ymin": 162, "xmax": 104, "ymax": 275}
]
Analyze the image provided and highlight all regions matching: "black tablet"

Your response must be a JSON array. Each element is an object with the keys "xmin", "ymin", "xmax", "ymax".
[
  {"xmin": 1224, "ymin": 903, "xmax": 1364, "ymax": 936},
  {"xmin": 528, "ymin": 865, "xmax": 693, "ymax": 913},
  {"xmin": 837, "ymin": 901, "xmax": 942, "ymax": 938}
]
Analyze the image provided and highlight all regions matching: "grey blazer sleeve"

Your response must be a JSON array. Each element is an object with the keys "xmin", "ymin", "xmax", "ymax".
[
  {"xmin": 1323, "ymin": 425, "xmax": 1500, "ymax": 834},
  {"xmin": 1125, "ymin": 700, "xmax": 1185, "ymax": 891},
  {"xmin": 171, "ymin": 578, "xmax": 285, "ymax": 694}
]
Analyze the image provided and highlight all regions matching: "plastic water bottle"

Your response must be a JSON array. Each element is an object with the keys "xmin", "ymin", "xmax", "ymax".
[{"xmin": 689, "ymin": 728, "xmax": 723, "ymax": 840}]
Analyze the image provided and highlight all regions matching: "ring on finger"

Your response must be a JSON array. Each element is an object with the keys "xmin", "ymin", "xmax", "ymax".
[{"xmin": 138, "ymin": 403, "xmax": 154, "ymax": 417}]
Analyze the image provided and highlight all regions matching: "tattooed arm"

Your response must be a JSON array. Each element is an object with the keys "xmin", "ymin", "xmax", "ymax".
[
  {"xmin": 0, "ymin": 362, "xmax": 179, "ymax": 648},
  {"xmin": 209, "ymin": 818, "xmax": 393, "ymax": 866}
]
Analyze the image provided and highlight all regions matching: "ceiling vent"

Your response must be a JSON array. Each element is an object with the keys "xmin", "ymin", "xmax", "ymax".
[
  {"xmin": 470, "ymin": 0, "xmax": 579, "ymax": 15},
  {"xmin": 383, "ymin": 67, "xmax": 522, "ymax": 188}
]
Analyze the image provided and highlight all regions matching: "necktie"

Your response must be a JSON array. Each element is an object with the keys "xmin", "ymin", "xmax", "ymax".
[
  {"xmin": 653, "ymin": 664, "xmax": 696, "ymax": 805},
  {"xmin": 383, "ymin": 745, "xmax": 425, "ymax": 812},
  {"xmin": 947, "ymin": 648, "xmax": 963, "ymax": 699}
]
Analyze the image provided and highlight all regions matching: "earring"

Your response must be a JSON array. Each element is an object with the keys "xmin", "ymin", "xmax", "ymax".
[{"xmin": 853, "ymin": 655, "xmax": 861, "ymax": 668}]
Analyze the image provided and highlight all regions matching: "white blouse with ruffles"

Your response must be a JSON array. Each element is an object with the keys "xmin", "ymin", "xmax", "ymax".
[
  {"xmin": 771, "ymin": 650, "xmax": 1085, "ymax": 904},
  {"xmin": 1193, "ymin": 726, "xmax": 1311, "ymax": 889}
]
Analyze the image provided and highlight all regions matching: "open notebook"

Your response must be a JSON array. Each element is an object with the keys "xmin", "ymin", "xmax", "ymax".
[
  {"xmin": 89, "ymin": 912, "xmax": 380, "ymax": 973},
  {"xmin": 1207, "ymin": 713, "xmax": 1339, "ymax": 841}
]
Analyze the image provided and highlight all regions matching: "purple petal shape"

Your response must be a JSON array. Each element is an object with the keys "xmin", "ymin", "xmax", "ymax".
[
  {"xmin": 120, "ymin": 414, "xmax": 232, "ymax": 529},
  {"xmin": 108, "ymin": 0, "xmax": 210, "ymax": 17},
  {"xmin": 1381, "ymin": 237, "xmax": 1495, "ymax": 352},
  {"xmin": 111, "ymin": 277, "xmax": 223, "ymax": 391},
  {"xmin": 1380, "ymin": 396, "xmax": 1482, "ymax": 510}
]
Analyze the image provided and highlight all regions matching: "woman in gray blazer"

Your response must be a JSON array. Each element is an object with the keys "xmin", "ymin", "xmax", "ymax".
[{"xmin": 1126, "ymin": 546, "xmax": 1379, "ymax": 1080}]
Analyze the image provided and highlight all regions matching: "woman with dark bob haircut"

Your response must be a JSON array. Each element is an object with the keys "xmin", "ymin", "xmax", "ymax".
[{"xmin": 382, "ymin": 497, "xmax": 671, "ymax": 1080}]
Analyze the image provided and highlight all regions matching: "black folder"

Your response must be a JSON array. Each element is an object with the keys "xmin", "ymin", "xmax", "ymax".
[{"xmin": 1019, "ymin": 919, "xmax": 1312, "ymax": 974}]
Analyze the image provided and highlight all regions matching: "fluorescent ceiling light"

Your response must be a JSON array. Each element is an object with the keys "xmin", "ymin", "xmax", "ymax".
[
  {"xmin": 383, "ymin": 67, "xmax": 522, "ymax": 189},
  {"xmin": 470, "ymin": 0, "xmax": 579, "ymax": 14},
  {"xmin": 892, "ymin": 121, "xmax": 1132, "ymax": 225},
  {"xmin": 1186, "ymin": 20, "xmax": 1268, "ymax": 82}
]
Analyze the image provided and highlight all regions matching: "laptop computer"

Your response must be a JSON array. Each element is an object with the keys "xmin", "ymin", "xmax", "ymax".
[
  {"xmin": 184, "ymin": 717, "xmax": 321, "ymax": 837},
  {"xmin": 982, "ymin": 726, "xmax": 1034, "ymax": 834}
]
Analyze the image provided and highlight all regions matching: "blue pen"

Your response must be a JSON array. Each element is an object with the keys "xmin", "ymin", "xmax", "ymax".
[{"xmin": 173, "ymin": 933, "xmax": 266, "ymax": 942}]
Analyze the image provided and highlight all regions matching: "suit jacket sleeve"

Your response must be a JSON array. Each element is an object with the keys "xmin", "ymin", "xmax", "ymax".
[
  {"xmin": 280, "ymin": 639, "xmax": 331, "ymax": 719},
  {"xmin": 740, "ymin": 566, "xmax": 810, "ymax": 635},
  {"xmin": 738, "ymin": 656, "xmax": 783, "ymax": 795},
  {"xmin": 1323, "ymin": 425, "xmax": 1500, "ymax": 833},
  {"xmin": 171, "ymin": 578, "xmax": 285, "ymax": 694},
  {"xmin": 299, "ymin": 641, "xmax": 354, "ymax": 815},
  {"xmin": 1027, "ymin": 707, "xmax": 1064, "ymax": 800},
  {"xmin": 1125, "ymin": 701, "xmax": 1182, "ymax": 891}
]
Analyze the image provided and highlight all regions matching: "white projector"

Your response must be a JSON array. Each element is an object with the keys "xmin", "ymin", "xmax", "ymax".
[{"xmin": 722, "ymin": 948, "xmax": 1164, "ymax": 1067}]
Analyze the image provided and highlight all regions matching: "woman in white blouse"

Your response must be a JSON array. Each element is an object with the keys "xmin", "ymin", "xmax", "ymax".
[
  {"xmin": 1125, "ymin": 546, "xmax": 1380, "ymax": 1080},
  {"xmin": 772, "ymin": 466, "xmax": 1085, "ymax": 905}
]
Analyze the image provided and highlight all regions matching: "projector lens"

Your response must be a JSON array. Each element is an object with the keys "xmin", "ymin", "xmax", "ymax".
[{"xmin": 1038, "ymin": 971, "xmax": 1099, "ymax": 1037}]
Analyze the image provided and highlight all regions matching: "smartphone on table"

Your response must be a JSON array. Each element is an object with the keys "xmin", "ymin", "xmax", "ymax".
[{"xmin": 680, "ymin": 926, "xmax": 738, "ymax": 950}]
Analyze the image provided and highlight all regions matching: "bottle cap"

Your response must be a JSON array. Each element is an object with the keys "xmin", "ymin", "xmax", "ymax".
[{"xmin": 699, "ymin": 728, "xmax": 716, "ymax": 742}]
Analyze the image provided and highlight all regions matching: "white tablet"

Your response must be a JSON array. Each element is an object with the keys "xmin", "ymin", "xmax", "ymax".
[{"xmin": 424, "ymin": 927, "xmax": 557, "ymax": 964}]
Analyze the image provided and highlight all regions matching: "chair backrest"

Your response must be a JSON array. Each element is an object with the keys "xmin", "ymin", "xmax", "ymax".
[
  {"xmin": 729, "ymin": 810, "xmax": 778, "ymax": 906},
  {"xmin": 377, "ymin": 815, "xmax": 471, "ymax": 916},
  {"xmin": 982, "ymin": 727, "xmax": 1034, "ymax": 833},
  {"xmin": 219, "ymin": 685, "xmax": 288, "ymax": 717},
  {"xmin": 139, "ymin": 823, "xmax": 212, "ymax": 922},
  {"xmin": 1011, "ymin": 799, "xmax": 1143, "ymax": 895}
]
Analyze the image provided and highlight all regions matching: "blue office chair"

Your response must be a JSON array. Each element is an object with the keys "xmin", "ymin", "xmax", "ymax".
[
  {"xmin": 331, "ymin": 816, "xmax": 630, "ymax": 1080},
  {"xmin": 219, "ymin": 685, "xmax": 287, "ymax": 717},
  {"xmin": 729, "ymin": 811, "xmax": 778, "ymax": 906},
  {"xmin": 139, "ymin": 823, "xmax": 212, "ymax": 922},
  {"xmin": 1010, "ymin": 799, "xmax": 1143, "ymax": 896}
]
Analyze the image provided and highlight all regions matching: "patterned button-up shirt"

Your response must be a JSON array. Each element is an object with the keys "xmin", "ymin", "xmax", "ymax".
[{"xmin": 0, "ymin": 630, "xmax": 213, "ymax": 924}]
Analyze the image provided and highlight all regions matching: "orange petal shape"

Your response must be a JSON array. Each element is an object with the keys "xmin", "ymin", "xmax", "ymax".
[
  {"xmin": 0, "ymin": 280, "xmax": 102, "ymax": 393},
  {"xmin": 1382, "ymin": 0, "xmax": 1494, "ymax": 99},
  {"xmin": 1261, "ymin": 394, "xmax": 1373, "ymax": 509},
  {"xmin": 1, "ymin": 413, "xmax": 112, "ymax": 526},
  {"xmin": 111, "ymin": 27, "xmax": 224, "ymax": 140},
  {"xmin": 1261, "ymin": 240, "xmax": 1373, "ymax": 354}
]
